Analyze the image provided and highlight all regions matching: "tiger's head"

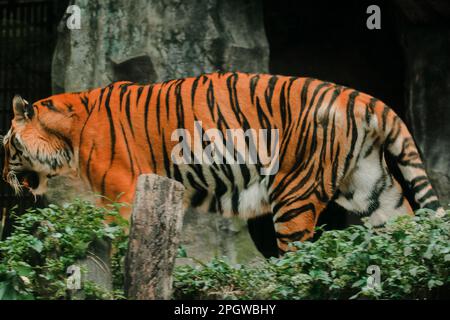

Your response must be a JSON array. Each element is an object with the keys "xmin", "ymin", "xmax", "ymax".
[{"xmin": 2, "ymin": 94, "xmax": 78, "ymax": 196}]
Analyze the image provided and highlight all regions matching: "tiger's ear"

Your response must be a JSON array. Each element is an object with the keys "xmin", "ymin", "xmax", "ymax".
[{"xmin": 13, "ymin": 95, "xmax": 33, "ymax": 121}]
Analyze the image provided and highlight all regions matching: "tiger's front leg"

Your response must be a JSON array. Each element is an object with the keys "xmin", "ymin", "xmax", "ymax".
[{"xmin": 96, "ymin": 171, "xmax": 138, "ymax": 222}]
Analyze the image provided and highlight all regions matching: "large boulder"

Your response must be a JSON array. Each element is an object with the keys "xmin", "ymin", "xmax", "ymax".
[{"xmin": 52, "ymin": 0, "xmax": 269, "ymax": 92}]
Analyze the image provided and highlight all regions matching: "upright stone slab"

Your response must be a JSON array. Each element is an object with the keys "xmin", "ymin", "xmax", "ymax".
[{"xmin": 125, "ymin": 174, "xmax": 185, "ymax": 300}]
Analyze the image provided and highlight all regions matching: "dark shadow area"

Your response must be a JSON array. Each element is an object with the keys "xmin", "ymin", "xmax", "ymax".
[
  {"xmin": 264, "ymin": 0, "xmax": 405, "ymax": 116},
  {"xmin": 111, "ymin": 55, "xmax": 158, "ymax": 84},
  {"xmin": 263, "ymin": 0, "xmax": 407, "ymax": 230}
]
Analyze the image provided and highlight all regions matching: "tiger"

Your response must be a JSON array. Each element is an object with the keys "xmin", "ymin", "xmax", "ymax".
[{"xmin": 2, "ymin": 72, "xmax": 445, "ymax": 256}]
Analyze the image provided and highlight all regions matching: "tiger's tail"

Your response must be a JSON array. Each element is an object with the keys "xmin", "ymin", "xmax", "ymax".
[{"xmin": 374, "ymin": 103, "xmax": 445, "ymax": 217}]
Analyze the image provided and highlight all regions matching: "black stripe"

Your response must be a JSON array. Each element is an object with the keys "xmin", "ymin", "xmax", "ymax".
[
  {"xmin": 104, "ymin": 88, "xmax": 116, "ymax": 166},
  {"xmin": 226, "ymin": 73, "xmax": 251, "ymax": 131},
  {"xmin": 232, "ymin": 186, "xmax": 240, "ymax": 215},
  {"xmin": 423, "ymin": 200, "xmax": 441, "ymax": 211},
  {"xmin": 101, "ymin": 87, "xmax": 116, "ymax": 195},
  {"xmin": 119, "ymin": 121, "xmax": 135, "ymax": 179},
  {"xmin": 342, "ymin": 91, "xmax": 360, "ymax": 176},
  {"xmin": 186, "ymin": 172, "xmax": 209, "ymax": 207},
  {"xmin": 409, "ymin": 176, "xmax": 428, "ymax": 187},
  {"xmin": 86, "ymin": 143, "xmax": 95, "ymax": 187},
  {"xmin": 417, "ymin": 189, "xmax": 437, "ymax": 204},
  {"xmin": 249, "ymin": 74, "xmax": 260, "ymax": 105},
  {"xmin": 412, "ymin": 180, "xmax": 430, "ymax": 195},
  {"xmin": 165, "ymin": 80, "xmax": 178, "ymax": 121},
  {"xmin": 144, "ymin": 85, "xmax": 157, "ymax": 171},
  {"xmin": 206, "ymin": 81, "xmax": 216, "ymax": 121},
  {"xmin": 161, "ymin": 129, "xmax": 172, "ymax": 178},
  {"xmin": 175, "ymin": 79, "xmax": 185, "ymax": 128},
  {"xmin": 275, "ymin": 203, "xmax": 315, "ymax": 223},
  {"xmin": 125, "ymin": 90, "xmax": 135, "ymax": 138},
  {"xmin": 395, "ymin": 193, "xmax": 405, "ymax": 209},
  {"xmin": 156, "ymin": 87, "xmax": 162, "ymax": 134},
  {"xmin": 191, "ymin": 76, "xmax": 200, "ymax": 108},
  {"xmin": 80, "ymin": 95, "xmax": 90, "ymax": 114},
  {"xmin": 276, "ymin": 229, "xmax": 310, "ymax": 241},
  {"xmin": 40, "ymin": 99, "xmax": 60, "ymax": 112},
  {"xmin": 173, "ymin": 164, "xmax": 183, "ymax": 184},
  {"xmin": 209, "ymin": 169, "xmax": 228, "ymax": 213},
  {"xmin": 136, "ymin": 86, "xmax": 144, "ymax": 105},
  {"xmin": 264, "ymin": 75, "xmax": 278, "ymax": 116}
]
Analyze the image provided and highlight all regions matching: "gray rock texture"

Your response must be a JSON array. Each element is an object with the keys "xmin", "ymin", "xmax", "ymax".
[
  {"xmin": 52, "ymin": 0, "xmax": 269, "ymax": 92},
  {"xmin": 401, "ymin": 28, "xmax": 450, "ymax": 207},
  {"xmin": 395, "ymin": 0, "xmax": 450, "ymax": 207}
]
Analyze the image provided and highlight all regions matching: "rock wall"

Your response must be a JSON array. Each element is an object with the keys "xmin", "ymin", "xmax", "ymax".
[
  {"xmin": 395, "ymin": 0, "xmax": 450, "ymax": 207},
  {"xmin": 51, "ymin": 0, "xmax": 269, "ymax": 263},
  {"xmin": 401, "ymin": 29, "xmax": 450, "ymax": 207},
  {"xmin": 52, "ymin": 0, "xmax": 269, "ymax": 92}
]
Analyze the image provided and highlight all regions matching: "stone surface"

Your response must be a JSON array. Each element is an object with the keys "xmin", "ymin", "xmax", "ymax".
[
  {"xmin": 401, "ymin": 27, "xmax": 450, "ymax": 207},
  {"xmin": 177, "ymin": 209, "xmax": 262, "ymax": 266},
  {"xmin": 52, "ymin": 0, "xmax": 269, "ymax": 92},
  {"xmin": 125, "ymin": 174, "xmax": 185, "ymax": 300},
  {"xmin": 395, "ymin": 0, "xmax": 450, "ymax": 208},
  {"xmin": 51, "ymin": 0, "xmax": 269, "ymax": 263},
  {"xmin": 67, "ymin": 239, "xmax": 112, "ymax": 299}
]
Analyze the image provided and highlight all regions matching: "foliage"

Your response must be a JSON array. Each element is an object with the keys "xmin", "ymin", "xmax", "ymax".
[
  {"xmin": 0, "ymin": 199, "xmax": 128, "ymax": 300},
  {"xmin": 1, "ymin": 199, "xmax": 448, "ymax": 300},
  {"xmin": 173, "ymin": 209, "xmax": 450, "ymax": 299}
]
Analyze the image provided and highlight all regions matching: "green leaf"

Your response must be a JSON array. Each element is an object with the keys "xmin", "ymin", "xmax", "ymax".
[
  {"xmin": 428, "ymin": 279, "xmax": 444, "ymax": 289},
  {"xmin": 0, "ymin": 281, "xmax": 19, "ymax": 300},
  {"xmin": 0, "ymin": 282, "xmax": 7, "ymax": 299},
  {"xmin": 351, "ymin": 279, "xmax": 367, "ymax": 288},
  {"xmin": 30, "ymin": 239, "xmax": 43, "ymax": 253},
  {"xmin": 15, "ymin": 262, "xmax": 33, "ymax": 277},
  {"xmin": 177, "ymin": 246, "xmax": 187, "ymax": 258}
]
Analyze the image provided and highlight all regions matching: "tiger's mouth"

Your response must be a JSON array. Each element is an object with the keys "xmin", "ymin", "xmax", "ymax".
[
  {"xmin": 16, "ymin": 170, "xmax": 40, "ymax": 190},
  {"xmin": 8, "ymin": 170, "xmax": 56, "ymax": 196}
]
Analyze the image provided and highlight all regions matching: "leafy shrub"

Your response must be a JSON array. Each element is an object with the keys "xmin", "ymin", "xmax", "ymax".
[
  {"xmin": 173, "ymin": 209, "xmax": 450, "ymax": 299},
  {"xmin": 0, "ymin": 199, "xmax": 128, "ymax": 300},
  {"xmin": 1, "ymin": 199, "xmax": 448, "ymax": 300}
]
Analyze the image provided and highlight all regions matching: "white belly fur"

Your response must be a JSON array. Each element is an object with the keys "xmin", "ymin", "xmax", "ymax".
[{"xmin": 183, "ymin": 176, "xmax": 271, "ymax": 220}]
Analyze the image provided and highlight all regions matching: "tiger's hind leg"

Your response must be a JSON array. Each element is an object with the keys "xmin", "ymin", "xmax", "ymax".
[
  {"xmin": 247, "ymin": 213, "xmax": 279, "ymax": 258},
  {"xmin": 271, "ymin": 192, "xmax": 328, "ymax": 255},
  {"xmin": 335, "ymin": 148, "xmax": 412, "ymax": 226}
]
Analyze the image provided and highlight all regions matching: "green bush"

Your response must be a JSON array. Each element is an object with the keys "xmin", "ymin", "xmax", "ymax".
[
  {"xmin": 0, "ymin": 199, "xmax": 128, "ymax": 300},
  {"xmin": 1, "ymin": 199, "xmax": 448, "ymax": 300},
  {"xmin": 173, "ymin": 209, "xmax": 450, "ymax": 299}
]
